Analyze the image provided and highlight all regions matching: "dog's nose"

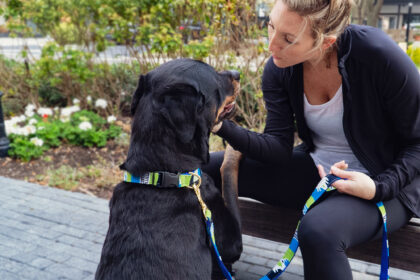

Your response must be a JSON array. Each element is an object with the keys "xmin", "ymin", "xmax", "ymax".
[{"xmin": 229, "ymin": 70, "xmax": 240, "ymax": 81}]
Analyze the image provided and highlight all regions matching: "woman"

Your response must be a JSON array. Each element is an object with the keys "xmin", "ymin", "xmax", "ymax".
[{"xmin": 204, "ymin": 0, "xmax": 420, "ymax": 279}]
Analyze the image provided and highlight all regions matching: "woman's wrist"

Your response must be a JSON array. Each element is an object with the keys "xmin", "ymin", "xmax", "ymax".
[{"xmin": 212, "ymin": 121, "xmax": 223, "ymax": 133}]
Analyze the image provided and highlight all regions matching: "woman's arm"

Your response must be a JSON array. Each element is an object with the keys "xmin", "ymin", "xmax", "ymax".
[
  {"xmin": 371, "ymin": 38, "xmax": 420, "ymax": 202},
  {"xmin": 216, "ymin": 58, "xmax": 295, "ymax": 164}
]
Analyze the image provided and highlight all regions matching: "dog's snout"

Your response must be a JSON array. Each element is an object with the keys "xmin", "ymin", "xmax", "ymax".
[{"xmin": 229, "ymin": 70, "xmax": 240, "ymax": 81}]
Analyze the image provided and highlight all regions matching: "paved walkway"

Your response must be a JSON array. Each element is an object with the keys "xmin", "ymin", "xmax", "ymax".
[{"xmin": 1, "ymin": 176, "xmax": 419, "ymax": 280}]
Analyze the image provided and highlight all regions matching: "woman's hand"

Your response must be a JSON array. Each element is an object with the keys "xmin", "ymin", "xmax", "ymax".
[
  {"xmin": 212, "ymin": 121, "xmax": 223, "ymax": 133},
  {"xmin": 317, "ymin": 161, "xmax": 376, "ymax": 200}
]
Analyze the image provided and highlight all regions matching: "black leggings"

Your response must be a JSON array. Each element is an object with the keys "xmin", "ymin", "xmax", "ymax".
[{"xmin": 202, "ymin": 150, "xmax": 413, "ymax": 280}]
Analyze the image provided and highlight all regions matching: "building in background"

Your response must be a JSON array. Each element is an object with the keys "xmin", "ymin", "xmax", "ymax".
[
  {"xmin": 379, "ymin": 0, "xmax": 420, "ymax": 42},
  {"xmin": 379, "ymin": 0, "xmax": 420, "ymax": 29}
]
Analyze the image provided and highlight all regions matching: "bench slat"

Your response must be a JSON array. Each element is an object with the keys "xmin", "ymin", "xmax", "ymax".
[{"xmin": 239, "ymin": 199, "xmax": 420, "ymax": 274}]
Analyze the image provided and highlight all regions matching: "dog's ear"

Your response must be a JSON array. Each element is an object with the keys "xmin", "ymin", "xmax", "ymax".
[
  {"xmin": 131, "ymin": 75, "xmax": 147, "ymax": 116},
  {"xmin": 157, "ymin": 84, "xmax": 205, "ymax": 143}
]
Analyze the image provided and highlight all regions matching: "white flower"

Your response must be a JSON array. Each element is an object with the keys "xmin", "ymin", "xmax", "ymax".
[
  {"xmin": 60, "ymin": 115, "xmax": 70, "ymax": 123},
  {"xmin": 73, "ymin": 98, "xmax": 80, "ymax": 105},
  {"xmin": 60, "ymin": 105, "xmax": 80, "ymax": 119},
  {"xmin": 37, "ymin": 107, "xmax": 53, "ymax": 117},
  {"xmin": 23, "ymin": 125, "xmax": 37, "ymax": 136},
  {"xmin": 86, "ymin": 96, "xmax": 92, "ymax": 104},
  {"xmin": 121, "ymin": 91, "xmax": 127, "ymax": 96},
  {"xmin": 25, "ymin": 110, "xmax": 34, "ymax": 117},
  {"xmin": 30, "ymin": 137, "xmax": 44, "ymax": 147},
  {"xmin": 107, "ymin": 115, "xmax": 117, "ymax": 123},
  {"xmin": 4, "ymin": 120, "xmax": 18, "ymax": 135},
  {"xmin": 25, "ymin": 104, "xmax": 36, "ymax": 112},
  {"xmin": 79, "ymin": 121, "xmax": 92, "ymax": 131},
  {"xmin": 95, "ymin": 99, "xmax": 108, "ymax": 109},
  {"xmin": 16, "ymin": 115, "xmax": 26, "ymax": 123},
  {"xmin": 25, "ymin": 104, "xmax": 36, "ymax": 117},
  {"xmin": 28, "ymin": 118, "xmax": 37, "ymax": 125}
]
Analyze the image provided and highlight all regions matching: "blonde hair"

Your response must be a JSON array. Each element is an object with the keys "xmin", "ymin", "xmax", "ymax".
[{"xmin": 280, "ymin": 0, "xmax": 353, "ymax": 60}]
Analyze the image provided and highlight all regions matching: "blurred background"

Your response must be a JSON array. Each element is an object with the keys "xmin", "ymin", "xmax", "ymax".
[{"xmin": 0, "ymin": 0, "xmax": 419, "ymax": 196}]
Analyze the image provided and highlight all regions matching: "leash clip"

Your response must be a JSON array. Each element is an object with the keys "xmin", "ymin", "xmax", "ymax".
[{"xmin": 160, "ymin": 172, "xmax": 179, "ymax": 187}]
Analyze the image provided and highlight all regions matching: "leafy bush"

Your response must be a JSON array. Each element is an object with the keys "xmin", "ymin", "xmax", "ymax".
[
  {"xmin": 407, "ymin": 45, "xmax": 420, "ymax": 66},
  {"xmin": 7, "ymin": 136, "xmax": 47, "ymax": 161},
  {"xmin": 0, "ymin": 0, "xmax": 269, "ymax": 132}
]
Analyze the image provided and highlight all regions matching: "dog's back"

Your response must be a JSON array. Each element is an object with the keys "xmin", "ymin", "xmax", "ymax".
[{"xmin": 95, "ymin": 181, "xmax": 213, "ymax": 279}]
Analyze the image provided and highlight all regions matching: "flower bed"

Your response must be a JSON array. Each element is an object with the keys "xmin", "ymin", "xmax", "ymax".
[{"xmin": 5, "ymin": 98, "xmax": 122, "ymax": 161}]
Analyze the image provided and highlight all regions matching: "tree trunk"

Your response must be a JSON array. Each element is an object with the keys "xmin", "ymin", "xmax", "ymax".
[{"xmin": 352, "ymin": 0, "xmax": 384, "ymax": 27}]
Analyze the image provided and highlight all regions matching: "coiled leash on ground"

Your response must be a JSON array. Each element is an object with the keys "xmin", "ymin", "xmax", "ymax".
[{"xmin": 260, "ymin": 174, "xmax": 389, "ymax": 280}]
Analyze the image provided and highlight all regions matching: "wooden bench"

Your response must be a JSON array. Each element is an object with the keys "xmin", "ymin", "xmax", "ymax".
[{"xmin": 239, "ymin": 198, "xmax": 420, "ymax": 273}]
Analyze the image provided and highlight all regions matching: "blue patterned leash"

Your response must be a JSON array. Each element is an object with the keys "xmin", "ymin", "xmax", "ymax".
[
  {"xmin": 260, "ymin": 174, "xmax": 389, "ymax": 280},
  {"xmin": 188, "ymin": 171, "xmax": 234, "ymax": 280}
]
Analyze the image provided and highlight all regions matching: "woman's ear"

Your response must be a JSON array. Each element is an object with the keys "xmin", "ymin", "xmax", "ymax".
[{"xmin": 322, "ymin": 36, "xmax": 337, "ymax": 50}]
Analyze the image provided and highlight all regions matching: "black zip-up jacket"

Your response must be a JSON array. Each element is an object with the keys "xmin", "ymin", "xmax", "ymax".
[{"xmin": 217, "ymin": 25, "xmax": 420, "ymax": 217}]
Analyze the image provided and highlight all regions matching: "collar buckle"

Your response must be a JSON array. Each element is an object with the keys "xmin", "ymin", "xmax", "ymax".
[{"xmin": 160, "ymin": 172, "xmax": 179, "ymax": 188}]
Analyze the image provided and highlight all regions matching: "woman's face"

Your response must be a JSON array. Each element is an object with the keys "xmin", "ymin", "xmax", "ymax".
[{"xmin": 268, "ymin": 1, "xmax": 319, "ymax": 68}]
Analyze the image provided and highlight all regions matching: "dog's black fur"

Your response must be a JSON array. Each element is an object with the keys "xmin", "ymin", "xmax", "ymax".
[{"xmin": 95, "ymin": 59, "xmax": 242, "ymax": 280}]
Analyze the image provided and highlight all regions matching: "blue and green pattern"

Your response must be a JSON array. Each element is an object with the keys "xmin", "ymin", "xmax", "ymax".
[
  {"xmin": 260, "ymin": 174, "xmax": 389, "ymax": 280},
  {"xmin": 204, "ymin": 208, "xmax": 233, "ymax": 280},
  {"xmin": 123, "ymin": 169, "xmax": 201, "ymax": 188}
]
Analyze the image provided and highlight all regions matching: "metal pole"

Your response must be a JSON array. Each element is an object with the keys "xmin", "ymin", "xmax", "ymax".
[
  {"xmin": 406, "ymin": 2, "xmax": 413, "ymax": 46},
  {"xmin": 0, "ymin": 91, "xmax": 10, "ymax": 157}
]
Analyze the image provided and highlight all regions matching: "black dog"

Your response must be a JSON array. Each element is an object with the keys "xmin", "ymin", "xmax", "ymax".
[{"xmin": 95, "ymin": 59, "xmax": 242, "ymax": 280}]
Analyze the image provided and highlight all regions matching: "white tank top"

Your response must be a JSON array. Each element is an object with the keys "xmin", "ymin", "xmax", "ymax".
[{"xmin": 303, "ymin": 85, "xmax": 370, "ymax": 175}]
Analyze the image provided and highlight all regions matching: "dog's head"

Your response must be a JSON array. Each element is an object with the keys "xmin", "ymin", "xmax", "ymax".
[{"xmin": 123, "ymin": 59, "xmax": 239, "ymax": 173}]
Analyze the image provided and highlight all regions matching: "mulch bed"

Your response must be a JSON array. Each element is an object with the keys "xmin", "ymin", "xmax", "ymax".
[{"xmin": 0, "ymin": 118, "xmax": 132, "ymax": 200}]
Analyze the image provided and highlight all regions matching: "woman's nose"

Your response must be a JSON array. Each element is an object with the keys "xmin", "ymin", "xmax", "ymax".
[{"xmin": 268, "ymin": 33, "xmax": 281, "ymax": 53}]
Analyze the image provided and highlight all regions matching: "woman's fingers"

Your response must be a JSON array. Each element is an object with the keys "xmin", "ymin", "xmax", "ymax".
[
  {"xmin": 317, "ymin": 164, "xmax": 327, "ymax": 178},
  {"xmin": 330, "ymin": 166, "xmax": 353, "ymax": 179},
  {"xmin": 329, "ymin": 167, "xmax": 376, "ymax": 200},
  {"xmin": 332, "ymin": 160, "xmax": 348, "ymax": 170},
  {"xmin": 330, "ymin": 166, "xmax": 354, "ymax": 192}
]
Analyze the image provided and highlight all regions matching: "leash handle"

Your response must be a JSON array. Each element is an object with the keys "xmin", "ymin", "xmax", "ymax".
[{"xmin": 260, "ymin": 174, "xmax": 389, "ymax": 280}]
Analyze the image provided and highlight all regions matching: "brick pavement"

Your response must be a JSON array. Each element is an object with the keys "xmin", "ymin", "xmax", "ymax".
[{"xmin": 0, "ymin": 176, "xmax": 419, "ymax": 280}]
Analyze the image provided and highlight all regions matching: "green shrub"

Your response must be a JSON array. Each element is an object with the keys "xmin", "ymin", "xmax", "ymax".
[
  {"xmin": 6, "ymin": 108, "xmax": 122, "ymax": 160},
  {"xmin": 407, "ymin": 45, "xmax": 420, "ymax": 66},
  {"xmin": 8, "ymin": 136, "xmax": 47, "ymax": 161}
]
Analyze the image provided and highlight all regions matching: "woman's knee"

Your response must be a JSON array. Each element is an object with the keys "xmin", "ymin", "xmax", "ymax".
[{"xmin": 298, "ymin": 214, "xmax": 345, "ymax": 253}]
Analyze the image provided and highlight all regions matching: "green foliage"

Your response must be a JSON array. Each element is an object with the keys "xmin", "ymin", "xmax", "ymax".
[
  {"xmin": 107, "ymin": 124, "xmax": 122, "ymax": 139},
  {"xmin": 31, "ymin": 42, "xmax": 95, "ymax": 89},
  {"xmin": 6, "ymin": 110, "xmax": 122, "ymax": 160},
  {"xmin": 1, "ymin": 0, "xmax": 258, "ymax": 58},
  {"xmin": 8, "ymin": 136, "xmax": 47, "ymax": 161},
  {"xmin": 35, "ymin": 120, "xmax": 63, "ymax": 147},
  {"xmin": 38, "ymin": 81, "xmax": 67, "ymax": 107},
  {"xmin": 71, "ymin": 110, "xmax": 107, "ymax": 127},
  {"xmin": 407, "ymin": 45, "xmax": 420, "ymax": 67},
  {"xmin": 0, "ymin": 0, "xmax": 268, "ymax": 134},
  {"xmin": 62, "ymin": 126, "xmax": 108, "ymax": 147}
]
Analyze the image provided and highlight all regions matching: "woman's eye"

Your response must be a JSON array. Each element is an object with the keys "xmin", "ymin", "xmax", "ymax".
[
  {"xmin": 268, "ymin": 22, "xmax": 274, "ymax": 29},
  {"xmin": 284, "ymin": 35, "xmax": 293, "ymax": 44}
]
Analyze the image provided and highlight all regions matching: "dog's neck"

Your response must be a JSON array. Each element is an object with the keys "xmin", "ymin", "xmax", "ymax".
[{"xmin": 120, "ymin": 124, "xmax": 209, "ymax": 175}]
